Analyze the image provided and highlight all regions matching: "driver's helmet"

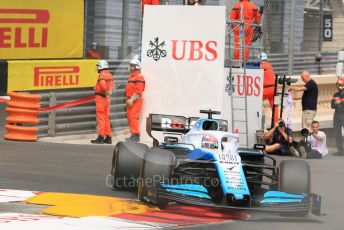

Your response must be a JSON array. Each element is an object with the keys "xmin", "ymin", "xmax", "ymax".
[
  {"xmin": 171, "ymin": 119, "xmax": 184, "ymax": 129},
  {"xmin": 201, "ymin": 135, "xmax": 218, "ymax": 150}
]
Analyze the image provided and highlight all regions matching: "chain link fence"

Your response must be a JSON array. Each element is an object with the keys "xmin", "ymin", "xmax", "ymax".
[
  {"xmin": 259, "ymin": 0, "xmax": 342, "ymax": 75},
  {"xmin": 261, "ymin": 0, "xmax": 285, "ymax": 54}
]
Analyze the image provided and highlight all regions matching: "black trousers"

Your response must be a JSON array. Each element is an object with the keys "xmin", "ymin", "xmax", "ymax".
[
  {"xmin": 334, "ymin": 114, "xmax": 344, "ymax": 154},
  {"xmin": 307, "ymin": 150, "xmax": 322, "ymax": 159},
  {"xmin": 297, "ymin": 140, "xmax": 322, "ymax": 159}
]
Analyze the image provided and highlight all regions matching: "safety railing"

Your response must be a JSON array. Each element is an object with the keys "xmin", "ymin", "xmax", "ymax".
[
  {"xmin": 35, "ymin": 60, "xmax": 130, "ymax": 137},
  {"xmin": 268, "ymin": 51, "xmax": 338, "ymax": 76}
]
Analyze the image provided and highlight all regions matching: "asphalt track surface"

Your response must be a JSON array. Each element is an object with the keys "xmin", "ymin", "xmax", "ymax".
[{"xmin": 0, "ymin": 137, "xmax": 343, "ymax": 230}]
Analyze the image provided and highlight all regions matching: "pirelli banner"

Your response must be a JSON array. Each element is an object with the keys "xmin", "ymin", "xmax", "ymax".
[
  {"xmin": 0, "ymin": 0, "xmax": 84, "ymax": 59},
  {"xmin": 7, "ymin": 60, "xmax": 98, "ymax": 91}
]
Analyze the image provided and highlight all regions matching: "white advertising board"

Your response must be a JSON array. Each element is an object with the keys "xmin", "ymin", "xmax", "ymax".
[
  {"xmin": 223, "ymin": 68, "xmax": 264, "ymax": 147},
  {"xmin": 140, "ymin": 5, "xmax": 227, "ymax": 141},
  {"xmin": 140, "ymin": 5, "xmax": 263, "ymax": 147}
]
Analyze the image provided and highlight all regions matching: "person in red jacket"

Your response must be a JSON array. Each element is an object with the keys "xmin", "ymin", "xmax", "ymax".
[
  {"xmin": 91, "ymin": 60, "xmax": 115, "ymax": 144},
  {"xmin": 126, "ymin": 58, "xmax": 145, "ymax": 142},
  {"xmin": 259, "ymin": 52, "xmax": 279, "ymax": 123},
  {"xmin": 141, "ymin": 0, "xmax": 160, "ymax": 15},
  {"xmin": 86, "ymin": 42, "xmax": 102, "ymax": 59},
  {"xmin": 229, "ymin": 0, "xmax": 261, "ymax": 61}
]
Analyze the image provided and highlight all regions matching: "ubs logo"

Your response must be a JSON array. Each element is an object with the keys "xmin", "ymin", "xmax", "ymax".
[
  {"xmin": 147, "ymin": 37, "xmax": 167, "ymax": 61},
  {"xmin": 146, "ymin": 37, "xmax": 218, "ymax": 62}
]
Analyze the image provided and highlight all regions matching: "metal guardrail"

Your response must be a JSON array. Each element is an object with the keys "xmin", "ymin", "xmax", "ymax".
[
  {"xmin": 36, "ymin": 60, "xmax": 130, "ymax": 137},
  {"xmin": 269, "ymin": 51, "xmax": 338, "ymax": 76},
  {"xmin": 32, "ymin": 52, "xmax": 337, "ymax": 137}
]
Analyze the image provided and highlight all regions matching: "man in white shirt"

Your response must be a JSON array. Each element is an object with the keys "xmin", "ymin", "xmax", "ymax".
[{"xmin": 299, "ymin": 120, "xmax": 328, "ymax": 159}]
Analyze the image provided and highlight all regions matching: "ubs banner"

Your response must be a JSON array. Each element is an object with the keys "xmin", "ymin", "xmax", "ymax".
[
  {"xmin": 0, "ymin": 0, "xmax": 84, "ymax": 59},
  {"xmin": 223, "ymin": 68, "xmax": 263, "ymax": 147},
  {"xmin": 140, "ymin": 5, "xmax": 226, "ymax": 141},
  {"xmin": 8, "ymin": 60, "xmax": 98, "ymax": 91}
]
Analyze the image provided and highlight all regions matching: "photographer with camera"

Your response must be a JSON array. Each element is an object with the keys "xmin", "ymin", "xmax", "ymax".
[
  {"xmin": 298, "ymin": 121, "xmax": 328, "ymax": 159},
  {"xmin": 263, "ymin": 119, "xmax": 299, "ymax": 157},
  {"xmin": 288, "ymin": 70, "xmax": 318, "ymax": 131}
]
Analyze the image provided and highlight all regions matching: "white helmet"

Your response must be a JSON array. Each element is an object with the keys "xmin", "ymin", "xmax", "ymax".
[
  {"xmin": 129, "ymin": 58, "xmax": 141, "ymax": 70},
  {"xmin": 96, "ymin": 60, "xmax": 109, "ymax": 70},
  {"xmin": 259, "ymin": 52, "xmax": 268, "ymax": 61}
]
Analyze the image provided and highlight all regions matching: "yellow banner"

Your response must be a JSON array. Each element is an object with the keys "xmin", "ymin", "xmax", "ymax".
[
  {"xmin": 8, "ymin": 60, "xmax": 99, "ymax": 91},
  {"xmin": 0, "ymin": 0, "xmax": 84, "ymax": 59}
]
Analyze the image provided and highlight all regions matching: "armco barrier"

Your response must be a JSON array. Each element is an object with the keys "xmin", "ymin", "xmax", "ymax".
[
  {"xmin": 4, "ymin": 92, "xmax": 41, "ymax": 141},
  {"xmin": 35, "ymin": 60, "xmax": 129, "ymax": 137}
]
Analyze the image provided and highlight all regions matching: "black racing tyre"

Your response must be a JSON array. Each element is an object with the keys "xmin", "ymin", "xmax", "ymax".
[
  {"xmin": 138, "ymin": 148, "xmax": 175, "ymax": 209},
  {"xmin": 279, "ymin": 160, "xmax": 310, "ymax": 194},
  {"xmin": 111, "ymin": 141, "xmax": 148, "ymax": 190}
]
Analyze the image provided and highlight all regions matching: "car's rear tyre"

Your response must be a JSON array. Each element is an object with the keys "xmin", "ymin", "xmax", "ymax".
[
  {"xmin": 138, "ymin": 148, "xmax": 175, "ymax": 209},
  {"xmin": 279, "ymin": 160, "xmax": 310, "ymax": 194},
  {"xmin": 111, "ymin": 141, "xmax": 148, "ymax": 190}
]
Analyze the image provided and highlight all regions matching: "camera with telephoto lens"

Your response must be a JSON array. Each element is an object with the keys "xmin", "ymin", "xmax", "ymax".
[
  {"xmin": 300, "ymin": 128, "xmax": 310, "ymax": 137},
  {"xmin": 278, "ymin": 120, "xmax": 285, "ymax": 128},
  {"xmin": 277, "ymin": 77, "xmax": 298, "ymax": 86}
]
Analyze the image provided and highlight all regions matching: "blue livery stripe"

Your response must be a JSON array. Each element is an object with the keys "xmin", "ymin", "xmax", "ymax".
[
  {"xmin": 264, "ymin": 191, "xmax": 306, "ymax": 199},
  {"xmin": 161, "ymin": 184, "xmax": 208, "ymax": 193},
  {"xmin": 164, "ymin": 188, "xmax": 212, "ymax": 199},
  {"xmin": 260, "ymin": 197, "xmax": 302, "ymax": 203}
]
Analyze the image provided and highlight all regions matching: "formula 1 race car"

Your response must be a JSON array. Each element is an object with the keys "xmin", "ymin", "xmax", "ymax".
[{"xmin": 111, "ymin": 110, "xmax": 321, "ymax": 216}]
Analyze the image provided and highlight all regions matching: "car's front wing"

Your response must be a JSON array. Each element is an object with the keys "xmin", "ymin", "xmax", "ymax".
[{"xmin": 157, "ymin": 186, "xmax": 322, "ymax": 216}]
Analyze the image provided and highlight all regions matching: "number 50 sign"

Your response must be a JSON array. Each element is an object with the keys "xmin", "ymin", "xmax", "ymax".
[{"xmin": 323, "ymin": 15, "xmax": 333, "ymax": 42}]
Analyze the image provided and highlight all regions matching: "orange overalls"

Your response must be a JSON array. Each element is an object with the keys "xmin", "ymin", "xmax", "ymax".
[
  {"xmin": 87, "ymin": 49, "xmax": 102, "ymax": 59},
  {"xmin": 229, "ymin": 0, "xmax": 261, "ymax": 60},
  {"xmin": 125, "ymin": 70, "xmax": 145, "ymax": 135},
  {"xmin": 261, "ymin": 60, "xmax": 278, "ymax": 123},
  {"xmin": 141, "ymin": 0, "xmax": 160, "ymax": 14},
  {"xmin": 94, "ymin": 69, "xmax": 114, "ymax": 137}
]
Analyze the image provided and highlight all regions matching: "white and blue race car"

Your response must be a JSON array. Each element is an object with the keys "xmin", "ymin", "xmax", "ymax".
[{"xmin": 111, "ymin": 110, "xmax": 321, "ymax": 216}]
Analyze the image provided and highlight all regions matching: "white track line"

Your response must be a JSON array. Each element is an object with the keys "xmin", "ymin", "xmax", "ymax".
[{"xmin": 0, "ymin": 189, "xmax": 38, "ymax": 203}]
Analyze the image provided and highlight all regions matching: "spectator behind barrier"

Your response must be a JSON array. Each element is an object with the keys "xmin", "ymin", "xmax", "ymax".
[
  {"xmin": 263, "ymin": 118, "xmax": 299, "ymax": 157},
  {"xmin": 86, "ymin": 42, "xmax": 102, "ymax": 59},
  {"xmin": 297, "ymin": 121, "xmax": 328, "ymax": 159}
]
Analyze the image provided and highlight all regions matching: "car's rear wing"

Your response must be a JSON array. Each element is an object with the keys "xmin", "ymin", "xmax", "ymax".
[{"xmin": 146, "ymin": 113, "xmax": 228, "ymax": 146}]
